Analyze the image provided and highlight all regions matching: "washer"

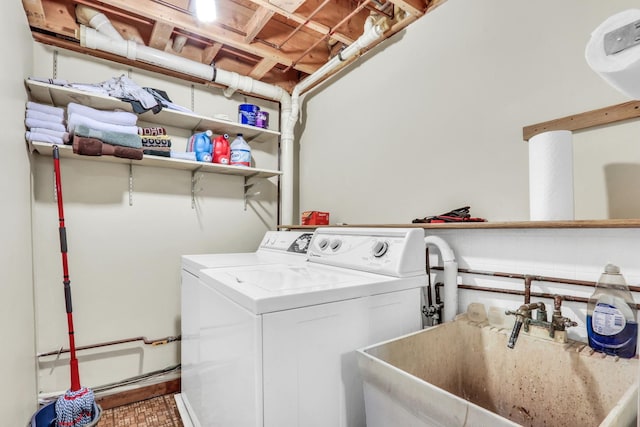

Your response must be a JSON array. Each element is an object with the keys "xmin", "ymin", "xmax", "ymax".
[{"xmin": 179, "ymin": 227, "xmax": 426, "ymax": 427}]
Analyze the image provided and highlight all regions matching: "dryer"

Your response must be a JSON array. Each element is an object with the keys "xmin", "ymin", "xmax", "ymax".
[
  {"xmin": 181, "ymin": 230, "xmax": 313, "ymax": 278},
  {"xmin": 179, "ymin": 227, "xmax": 426, "ymax": 427}
]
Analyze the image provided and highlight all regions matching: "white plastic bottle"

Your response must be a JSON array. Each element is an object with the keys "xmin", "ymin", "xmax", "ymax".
[
  {"xmin": 586, "ymin": 263, "xmax": 637, "ymax": 358},
  {"xmin": 230, "ymin": 133, "xmax": 251, "ymax": 167}
]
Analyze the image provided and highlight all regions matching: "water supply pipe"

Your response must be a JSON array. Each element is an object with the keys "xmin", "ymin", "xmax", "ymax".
[
  {"xmin": 78, "ymin": 8, "xmax": 387, "ymax": 225},
  {"xmin": 424, "ymin": 235, "xmax": 458, "ymax": 322}
]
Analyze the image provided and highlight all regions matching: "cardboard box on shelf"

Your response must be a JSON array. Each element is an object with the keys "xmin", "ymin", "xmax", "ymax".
[{"xmin": 301, "ymin": 211, "xmax": 329, "ymax": 225}]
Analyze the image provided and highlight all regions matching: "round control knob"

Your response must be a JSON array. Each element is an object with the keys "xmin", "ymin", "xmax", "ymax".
[
  {"xmin": 372, "ymin": 241, "xmax": 389, "ymax": 258},
  {"xmin": 330, "ymin": 239, "xmax": 342, "ymax": 251},
  {"xmin": 318, "ymin": 238, "xmax": 330, "ymax": 250}
]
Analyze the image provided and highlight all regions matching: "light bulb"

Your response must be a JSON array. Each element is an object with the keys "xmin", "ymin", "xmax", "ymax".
[{"xmin": 195, "ymin": 0, "xmax": 217, "ymax": 22}]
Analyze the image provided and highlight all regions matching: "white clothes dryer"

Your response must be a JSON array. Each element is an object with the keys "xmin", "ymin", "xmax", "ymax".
[
  {"xmin": 179, "ymin": 227, "xmax": 426, "ymax": 427},
  {"xmin": 181, "ymin": 230, "xmax": 314, "ymax": 278}
]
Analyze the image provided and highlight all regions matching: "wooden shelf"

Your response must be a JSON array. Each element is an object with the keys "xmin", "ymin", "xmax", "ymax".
[
  {"xmin": 25, "ymin": 79, "xmax": 280, "ymax": 142},
  {"xmin": 29, "ymin": 141, "xmax": 282, "ymax": 179},
  {"xmin": 523, "ymin": 100, "xmax": 640, "ymax": 141},
  {"xmin": 278, "ymin": 219, "xmax": 640, "ymax": 230}
]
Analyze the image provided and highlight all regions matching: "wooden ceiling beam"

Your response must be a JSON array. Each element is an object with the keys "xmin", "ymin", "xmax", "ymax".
[
  {"xmin": 244, "ymin": 7, "xmax": 275, "ymax": 43},
  {"xmin": 244, "ymin": 0, "xmax": 354, "ymax": 45},
  {"xmin": 249, "ymin": 58, "xmax": 279, "ymax": 80},
  {"xmin": 22, "ymin": 0, "xmax": 46, "ymax": 27},
  {"xmin": 386, "ymin": 0, "xmax": 427, "ymax": 17},
  {"xmin": 268, "ymin": 0, "xmax": 305, "ymax": 13},
  {"xmin": 202, "ymin": 42, "xmax": 223, "ymax": 65},
  {"xmin": 149, "ymin": 21, "xmax": 174, "ymax": 50}
]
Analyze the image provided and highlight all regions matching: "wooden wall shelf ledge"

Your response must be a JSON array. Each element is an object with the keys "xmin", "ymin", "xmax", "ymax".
[
  {"xmin": 278, "ymin": 219, "xmax": 640, "ymax": 230},
  {"xmin": 523, "ymin": 100, "xmax": 640, "ymax": 141}
]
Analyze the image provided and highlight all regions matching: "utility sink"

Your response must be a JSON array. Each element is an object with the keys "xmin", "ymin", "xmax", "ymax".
[{"xmin": 356, "ymin": 304, "xmax": 638, "ymax": 427}]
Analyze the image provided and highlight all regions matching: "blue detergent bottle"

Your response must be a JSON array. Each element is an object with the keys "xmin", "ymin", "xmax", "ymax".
[{"xmin": 586, "ymin": 263, "xmax": 637, "ymax": 358}]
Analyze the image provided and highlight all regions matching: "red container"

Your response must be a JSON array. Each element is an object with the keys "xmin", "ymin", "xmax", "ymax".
[{"xmin": 301, "ymin": 211, "xmax": 329, "ymax": 225}]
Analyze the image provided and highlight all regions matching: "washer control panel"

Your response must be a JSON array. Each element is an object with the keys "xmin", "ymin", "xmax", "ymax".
[
  {"xmin": 259, "ymin": 231, "xmax": 313, "ymax": 254},
  {"xmin": 307, "ymin": 228, "xmax": 425, "ymax": 277}
]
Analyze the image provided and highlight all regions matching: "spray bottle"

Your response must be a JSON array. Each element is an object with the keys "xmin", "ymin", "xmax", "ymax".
[{"xmin": 586, "ymin": 263, "xmax": 637, "ymax": 358}]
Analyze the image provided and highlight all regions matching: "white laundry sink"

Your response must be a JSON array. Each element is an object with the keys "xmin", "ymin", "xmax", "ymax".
[{"xmin": 356, "ymin": 306, "xmax": 638, "ymax": 427}]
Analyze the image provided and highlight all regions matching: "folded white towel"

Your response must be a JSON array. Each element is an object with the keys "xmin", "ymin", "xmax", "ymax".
[
  {"xmin": 25, "ymin": 118, "xmax": 66, "ymax": 132},
  {"xmin": 30, "ymin": 127, "xmax": 70, "ymax": 143},
  {"xmin": 26, "ymin": 131, "xmax": 64, "ymax": 145},
  {"xmin": 170, "ymin": 151, "xmax": 197, "ymax": 161},
  {"xmin": 67, "ymin": 102, "xmax": 137, "ymax": 126},
  {"xmin": 26, "ymin": 109, "xmax": 65, "ymax": 124},
  {"xmin": 26, "ymin": 102, "xmax": 65, "ymax": 118},
  {"xmin": 67, "ymin": 113, "xmax": 139, "ymax": 135}
]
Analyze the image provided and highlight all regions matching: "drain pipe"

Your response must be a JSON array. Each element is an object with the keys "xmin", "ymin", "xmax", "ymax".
[
  {"xmin": 75, "ymin": 5, "xmax": 123, "ymax": 41},
  {"xmin": 424, "ymin": 236, "xmax": 458, "ymax": 322},
  {"xmin": 78, "ymin": 10, "xmax": 387, "ymax": 225}
]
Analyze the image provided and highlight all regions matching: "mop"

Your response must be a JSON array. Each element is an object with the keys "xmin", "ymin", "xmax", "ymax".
[{"xmin": 52, "ymin": 146, "xmax": 95, "ymax": 427}]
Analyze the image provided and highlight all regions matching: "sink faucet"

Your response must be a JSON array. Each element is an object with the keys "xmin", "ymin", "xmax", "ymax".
[
  {"xmin": 505, "ymin": 297, "xmax": 577, "ymax": 349},
  {"xmin": 505, "ymin": 302, "xmax": 547, "ymax": 349}
]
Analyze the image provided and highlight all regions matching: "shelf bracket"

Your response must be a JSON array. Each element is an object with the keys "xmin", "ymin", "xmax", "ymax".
[
  {"xmin": 191, "ymin": 167, "xmax": 203, "ymax": 209},
  {"xmin": 244, "ymin": 174, "xmax": 261, "ymax": 211},
  {"xmin": 128, "ymin": 163, "xmax": 134, "ymax": 206}
]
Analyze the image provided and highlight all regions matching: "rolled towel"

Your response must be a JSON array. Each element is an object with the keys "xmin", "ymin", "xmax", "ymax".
[
  {"xmin": 25, "ymin": 118, "xmax": 66, "ymax": 133},
  {"xmin": 67, "ymin": 102, "xmax": 137, "ymax": 126},
  {"xmin": 68, "ymin": 113, "xmax": 139, "ymax": 136},
  {"xmin": 102, "ymin": 143, "xmax": 143, "ymax": 160},
  {"xmin": 72, "ymin": 136, "xmax": 103, "ymax": 156},
  {"xmin": 138, "ymin": 126, "xmax": 167, "ymax": 136},
  {"xmin": 26, "ymin": 101, "xmax": 65, "ymax": 118},
  {"xmin": 26, "ymin": 109, "xmax": 65, "ymax": 124},
  {"xmin": 75, "ymin": 124, "xmax": 142, "ymax": 149},
  {"xmin": 30, "ymin": 128, "xmax": 70, "ymax": 143},
  {"xmin": 25, "ymin": 131, "xmax": 64, "ymax": 145},
  {"xmin": 170, "ymin": 151, "xmax": 197, "ymax": 161}
]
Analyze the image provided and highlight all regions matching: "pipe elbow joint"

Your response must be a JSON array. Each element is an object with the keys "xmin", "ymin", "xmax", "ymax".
[{"xmin": 424, "ymin": 236, "xmax": 455, "ymax": 263}]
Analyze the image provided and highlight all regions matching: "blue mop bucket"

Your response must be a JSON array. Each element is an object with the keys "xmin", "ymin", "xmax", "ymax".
[{"xmin": 29, "ymin": 401, "xmax": 102, "ymax": 427}]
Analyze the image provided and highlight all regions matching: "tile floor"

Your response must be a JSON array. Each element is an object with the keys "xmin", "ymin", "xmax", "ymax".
[{"xmin": 97, "ymin": 394, "xmax": 183, "ymax": 427}]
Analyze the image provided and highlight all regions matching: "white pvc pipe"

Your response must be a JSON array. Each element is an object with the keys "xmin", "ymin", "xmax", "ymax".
[
  {"xmin": 424, "ymin": 236, "xmax": 458, "ymax": 323},
  {"xmin": 76, "ymin": 5, "xmax": 123, "ymax": 41}
]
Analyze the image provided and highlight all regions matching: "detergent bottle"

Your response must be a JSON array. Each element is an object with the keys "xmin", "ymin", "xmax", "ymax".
[
  {"xmin": 230, "ymin": 133, "xmax": 251, "ymax": 167},
  {"xmin": 212, "ymin": 134, "xmax": 230, "ymax": 165},
  {"xmin": 190, "ymin": 130, "xmax": 213, "ymax": 162},
  {"xmin": 587, "ymin": 263, "xmax": 637, "ymax": 358}
]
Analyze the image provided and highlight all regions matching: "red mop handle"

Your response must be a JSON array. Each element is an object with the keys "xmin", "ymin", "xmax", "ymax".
[{"xmin": 53, "ymin": 146, "xmax": 81, "ymax": 392}]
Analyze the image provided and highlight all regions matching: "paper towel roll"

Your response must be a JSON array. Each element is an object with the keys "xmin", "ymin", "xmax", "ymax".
[
  {"xmin": 529, "ymin": 130, "xmax": 574, "ymax": 221},
  {"xmin": 586, "ymin": 9, "xmax": 640, "ymax": 99}
]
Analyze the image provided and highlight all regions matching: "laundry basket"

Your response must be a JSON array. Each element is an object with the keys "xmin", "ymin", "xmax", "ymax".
[{"xmin": 29, "ymin": 400, "xmax": 101, "ymax": 427}]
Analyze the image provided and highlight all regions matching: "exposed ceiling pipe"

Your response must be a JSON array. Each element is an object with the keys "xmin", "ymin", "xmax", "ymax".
[
  {"xmin": 75, "ymin": 4, "xmax": 124, "ymax": 41},
  {"xmin": 77, "ymin": 7, "xmax": 387, "ymax": 225},
  {"xmin": 172, "ymin": 34, "xmax": 188, "ymax": 53}
]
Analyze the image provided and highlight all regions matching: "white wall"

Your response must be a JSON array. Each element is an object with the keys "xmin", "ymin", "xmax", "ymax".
[
  {"xmin": 298, "ymin": 0, "xmax": 640, "ymax": 223},
  {"xmin": 0, "ymin": 1, "xmax": 36, "ymax": 424},
  {"xmin": 30, "ymin": 46, "xmax": 281, "ymax": 396}
]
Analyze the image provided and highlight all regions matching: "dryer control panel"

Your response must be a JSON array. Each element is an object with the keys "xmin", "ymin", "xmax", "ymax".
[
  {"xmin": 307, "ymin": 228, "xmax": 425, "ymax": 277},
  {"xmin": 259, "ymin": 231, "xmax": 313, "ymax": 254}
]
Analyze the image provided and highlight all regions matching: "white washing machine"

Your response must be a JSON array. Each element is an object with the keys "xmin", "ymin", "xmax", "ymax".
[{"xmin": 179, "ymin": 227, "xmax": 426, "ymax": 427}]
